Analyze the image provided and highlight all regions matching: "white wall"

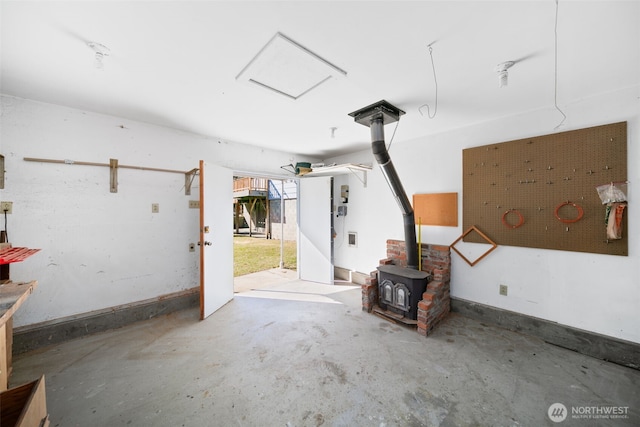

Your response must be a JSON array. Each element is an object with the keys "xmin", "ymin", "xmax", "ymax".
[
  {"xmin": 2, "ymin": 88, "xmax": 638, "ymax": 343},
  {"xmin": 0, "ymin": 95, "xmax": 309, "ymax": 327},
  {"xmin": 328, "ymin": 86, "xmax": 640, "ymax": 344}
]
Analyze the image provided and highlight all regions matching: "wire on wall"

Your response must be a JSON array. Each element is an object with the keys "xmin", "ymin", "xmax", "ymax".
[
  {"xmin": 418, "ymin": 44, "xmax": 439, "ymax": 119},
  {"xmin": 553, "ymin": 0, "xmax": 567, "ymax": 130}
]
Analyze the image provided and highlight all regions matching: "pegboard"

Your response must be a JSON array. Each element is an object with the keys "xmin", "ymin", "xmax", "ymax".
[{"xmin": 462, "ymin": 122, "xmax": 627, "ymax": 256}]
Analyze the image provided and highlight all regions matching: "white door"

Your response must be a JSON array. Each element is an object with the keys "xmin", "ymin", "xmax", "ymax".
[
  {"xmin": 199, "ymin": 160, "xmax": 234, "ymax": 320},
  {"xmin": 298, "ymin": 176, "xmax": 333, "ymax": 284}
]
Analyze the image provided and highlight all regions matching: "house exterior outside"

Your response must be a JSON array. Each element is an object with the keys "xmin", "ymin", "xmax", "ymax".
[{"xmin": 268, "ymin": 179, "xmax": 297, "ymax": 241}]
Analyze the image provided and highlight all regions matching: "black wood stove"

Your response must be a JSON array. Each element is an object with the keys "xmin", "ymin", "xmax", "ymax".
[{"xmin": 377, "ymin": 265, "xmax": 431, "ymax": 320}]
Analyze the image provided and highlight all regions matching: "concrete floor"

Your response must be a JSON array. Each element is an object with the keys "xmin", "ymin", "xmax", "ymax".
[{"xmin": 10, "ymin": 271, "xmax": 640, "ymax": 427}]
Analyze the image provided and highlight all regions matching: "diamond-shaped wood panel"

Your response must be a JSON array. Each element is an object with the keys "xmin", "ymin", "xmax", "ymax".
[{"xmin": 450, "ymin": 226, "xmax": 497, "ymax": 267}]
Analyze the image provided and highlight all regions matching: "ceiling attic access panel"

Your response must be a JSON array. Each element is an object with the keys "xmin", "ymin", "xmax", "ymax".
[
  {"xmin": 236, "ymin": 32, "xmax": 347, "ymax": 100},
  {"xmin": 462, "ymin": 122, "xmax": 627, "ymax": 256}
]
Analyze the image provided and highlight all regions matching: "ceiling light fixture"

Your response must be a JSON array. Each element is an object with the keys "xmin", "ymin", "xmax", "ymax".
[
  {"xmin": 495, "ymin": 61, "xmax": 515, "ymax": 88},
  {"xmin": 87, "ymin": 42, "xmax": 110, "ymax": 70}
]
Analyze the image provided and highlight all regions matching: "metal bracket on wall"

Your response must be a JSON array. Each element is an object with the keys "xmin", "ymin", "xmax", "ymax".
[
  {"xmin": 110, "ymin": 158, "xmax": 118, "ymax": 193},
  {"xmin": 184, "ymin": 168, "xmax": 199, "ymax": 196}
]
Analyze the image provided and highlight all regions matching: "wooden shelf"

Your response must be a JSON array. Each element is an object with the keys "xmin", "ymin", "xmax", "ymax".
[
  {"xmin": 0, "ymin": 281, "xmax": 38, "ymax": 326},
  {"xmin": 1, "ymin": 281, "xmax": 38, "ymax": 392},
  {"xmin": 303, "ymin": 163, "xmax": 372, "ymax": 187}
]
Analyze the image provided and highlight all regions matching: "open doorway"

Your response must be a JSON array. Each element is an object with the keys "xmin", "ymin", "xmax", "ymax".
[
  {"xmin": 233, "ymin": 175, "xmax": 298, "ymax": 292},
  {"xmin": 233, "ymin": 176, "xmax": 268, "ymax": 238}
]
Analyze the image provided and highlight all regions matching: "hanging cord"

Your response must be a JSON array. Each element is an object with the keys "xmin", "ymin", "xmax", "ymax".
[
  {"xmin": 418, "ymin": 44, "xmax": 439, "ymax": 119},
  {"xmin": 554, "ymin": 0, "xmax": 567, "ymax": 130}
]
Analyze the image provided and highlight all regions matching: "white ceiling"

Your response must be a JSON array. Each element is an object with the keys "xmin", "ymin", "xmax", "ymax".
[{"xmin": 1, "ymin": 1, "xmax": 638, "ymax": 159}]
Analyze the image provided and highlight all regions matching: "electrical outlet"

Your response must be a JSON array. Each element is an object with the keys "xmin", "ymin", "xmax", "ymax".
[
  {"xmin": 0, "ymin": 201, "xmax": 13, "ymax": 214},
  {"xmin": 499, "ymin": 284, "xmax": 508, "ymax": 296},
  {"xmin": 151, "ymin": 203, "xmax": 160, "ymax": 213},
  {"xmin": 189, "ymin": 200, "xmax": 200, "ymax": 209}
]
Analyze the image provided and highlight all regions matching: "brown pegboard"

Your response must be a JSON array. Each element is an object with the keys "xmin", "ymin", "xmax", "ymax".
[{"xmin": 463, "ymin": 122, "xmax": 627, "ymax": 255}]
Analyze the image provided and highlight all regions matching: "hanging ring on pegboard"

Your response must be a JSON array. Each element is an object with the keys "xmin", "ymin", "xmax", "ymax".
[
  {"xmin": 502, "ymin": 209, "xmax": 525, "ymax": 229},
  {"xmin": 554, "ymin": 201, "xmax": 584, "ymax": 223}
]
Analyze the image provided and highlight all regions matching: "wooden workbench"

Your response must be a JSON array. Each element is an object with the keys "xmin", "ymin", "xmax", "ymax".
[{"xmin": 0, "ymin": 280, "xmax": 38, "ymax": 391}]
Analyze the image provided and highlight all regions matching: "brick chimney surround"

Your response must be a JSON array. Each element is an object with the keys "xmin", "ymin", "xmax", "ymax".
[{"xmin": 362, "ymin": 239, "xmax": 451, "ymax": 336}]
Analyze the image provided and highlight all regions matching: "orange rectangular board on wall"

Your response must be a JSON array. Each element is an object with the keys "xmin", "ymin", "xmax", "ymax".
[{"xmin": 413, "ymin": 192, "xmax": 458, "ymax": 226}]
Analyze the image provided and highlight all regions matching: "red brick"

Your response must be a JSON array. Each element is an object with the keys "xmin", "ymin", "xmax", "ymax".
[
  {"xmin": 428, "ymin": 281, "xmax": 444, "ymax": 292},
  {"xmin": 418, "ymin": 300, "xmax": 431, "ymax": 311},
  {"xmin": 421, "ymin": 292, "xmax": 435, "ymax": 302}
]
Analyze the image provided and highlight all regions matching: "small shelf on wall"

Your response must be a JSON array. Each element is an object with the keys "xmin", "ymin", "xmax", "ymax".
[{"xmin": 302, "ymin": 163, "xmax": 372, "ymax": 187}]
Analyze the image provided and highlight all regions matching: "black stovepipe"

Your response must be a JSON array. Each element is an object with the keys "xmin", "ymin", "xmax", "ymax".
[{"xmin": 370, "ymin": 116, "xmax": 418, "ymax": 270}]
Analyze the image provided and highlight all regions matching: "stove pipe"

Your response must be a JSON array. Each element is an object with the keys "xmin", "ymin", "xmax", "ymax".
[{"xmin": 349, "ymin": 100, "xmax": 418, "ymax": 270}]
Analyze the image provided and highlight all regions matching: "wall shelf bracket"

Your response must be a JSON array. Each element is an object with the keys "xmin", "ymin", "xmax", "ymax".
[
  {"xmin": 110, "ymin": 158, "xmax": 118, "ymax": 193},
  {"xmin": 185, "ymin": 168, "xmax": 199, "ymax": 196}
]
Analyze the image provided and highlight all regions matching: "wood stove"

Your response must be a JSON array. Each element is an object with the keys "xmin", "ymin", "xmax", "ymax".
[{"xmin": 377, "ymin": 265, "xmax": 431, "ymax": 320}]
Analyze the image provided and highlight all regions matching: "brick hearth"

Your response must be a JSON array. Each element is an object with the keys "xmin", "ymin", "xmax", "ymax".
[{"xmin": 362, "ymin": 239, "xmax": 451, "ymax": 336}]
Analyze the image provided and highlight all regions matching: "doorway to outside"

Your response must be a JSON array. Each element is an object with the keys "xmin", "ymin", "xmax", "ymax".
[{"xmin": 233, "ymin": 175, "xmax": 298, "ymax": 283}]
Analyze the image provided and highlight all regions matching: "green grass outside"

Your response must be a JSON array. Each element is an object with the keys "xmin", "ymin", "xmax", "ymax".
[{"xmin": 234, "ymin": 236, "xmax": 297, "ymax": 277}]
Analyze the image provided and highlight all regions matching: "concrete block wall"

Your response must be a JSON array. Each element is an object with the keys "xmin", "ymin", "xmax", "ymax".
[
  {"xmin": 269, "ymin": 198, "xmax": 297, "ymax": 241},
  {"xmin": 1, "ymin": 96, "xmax": 314, "ymax": 328}
]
